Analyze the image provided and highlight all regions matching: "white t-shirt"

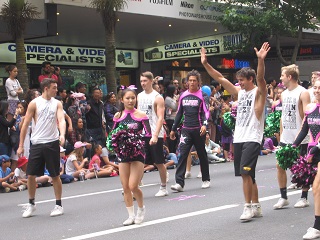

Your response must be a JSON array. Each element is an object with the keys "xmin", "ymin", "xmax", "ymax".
[
  {"xmin": 65, "ymin": 154, "xmax": 78, "ymax": 175},
  {"xmin": 14, "ymin": 168, "xmax": 27, "ymax": 179},
  {"xmin": 5, "ymin": 78, "xmax": 21, "ymax": 100}
]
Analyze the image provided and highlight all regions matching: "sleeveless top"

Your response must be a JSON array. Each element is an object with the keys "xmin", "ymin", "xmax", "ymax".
[
  {"xmin": 30, "ymin": 96, "xmax": 59, "ymax": 144},
  {"xmin": 280, "ymin": 85, "xmax": 308, "ymax": 144},
  {"xmin": 233, "ymin": 87, "xmax": 265, "ymax": 144},
  {"xmin": 112, "ymin": 109, "xmax": 152, "ymax": 137},
  {"xmin": 138, "ymin": 90, "xmax": 164, "ymax": 137},
  {"xmin": 272, "ymin": 100, "xmax": 282, "ymax": 112}
]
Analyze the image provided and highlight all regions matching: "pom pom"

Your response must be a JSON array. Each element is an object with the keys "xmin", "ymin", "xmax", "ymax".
[
  {"xmin": 290, "ymin": 156, "xmax": 318, "ymax": 187},
  {"xmin": 264, "ymin": 111, "xmax": 281, "ymax": 137},
  {"xmin": 107, "ymin": 124, "xmax": 144, "ymax": 160},
  {"xmin": 222, "ymin": 112, "xmax": 235, "ymax": 131},
  {"xmin": 276, "ymin": 144, "xmax": 299, "ymax": 170}
]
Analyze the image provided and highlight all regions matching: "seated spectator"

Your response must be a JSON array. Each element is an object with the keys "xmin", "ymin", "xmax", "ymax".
[
  {"xmin": 163, "ymin": 145, "xmax": 178, "ymax": 169},
  {"xmin": 58, "ymin": 146, "xmax": 74, "ymax": 184},
  {"xmin": 0, "ymin": 155, "xmax": 18, "ymax": 192},
  {"xmin": 86, "ymin": 144, "xmax": 117, "ymax": 179},
  {"xmin": 260, "ymin": 137, "xmax": 275, "ymax": 155},
  {"xmin": 205, "ymin": 132, "xmax": 225, "ymax": 163},
  {"xmin": 65, "ymin": 141, "xmax": 89, "ymax": 180},
  {"xmin": 14, "ymin": 156, "xmax": 51, "ymax": 188},
  {"xmin": 100, "ymin": 147, "xmax": 119, "ymax": 171}
]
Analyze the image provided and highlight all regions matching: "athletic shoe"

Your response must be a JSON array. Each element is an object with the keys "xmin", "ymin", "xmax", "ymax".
[
  {"xmin": 294, "ymin": 198, "xmax": 310, "ymax": 208},
  {"xmin": 123, "ymin": 216, "xmax": 135, "ymax": 226},
  {"xmin": 4, "ymin": 187, "xmax": 10, "ymax": 193},
  {"xmin": 273, "ymin": 198, "xmax": 289, "ymax": 209},
  {"xmin": 166, "ymin": 171, "xmax": 169, "ymax": 183},
  {"xmin": 171, "ymin": 183, "xmax": 184, "ymax": 192},
  {"xmin": 303, "ymin": 227, "xmax": 320, "ymax": 239},
  {"xmin": 252, "ymin": 203, "xmax": 263, "ymax": 218},
  {"xmin": 197, "ymin": 172, "xmax": 202, "ymax": 178},
  {"xmin": 201, "ymin": 181, "xmax": 211, "ymax": 189},
  {"xmin": 185, "ymin": 171, "xmax": 192, "ymax": 179},
  {"xmin": 50, "ymin": 205, "xmax": 64, "ymax": 217},
  {"xmin": 240, "ymin": 203, "xmax": 253, "ymax": 221},
  {"xmin": 134, "ymin": 206, "xmax": 146, "ymax": 224},
  {"xmin": 19, "ymin": 185, "xmax": 27, "ymax": 191},
  {"xmin": 22, "ymin": 204, "xmax": 36, "ymax": 218},
  {"xmin": 288, "ymin": 183, "xmax": 298, "ymax": 190},
  {"xmin": 155, "ymin": 188, "xmax": 168, "ymax": 197}
]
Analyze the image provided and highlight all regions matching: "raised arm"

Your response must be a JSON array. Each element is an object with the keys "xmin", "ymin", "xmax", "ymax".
[
  {"xmin": 254, "ymin": 42, "xmax": 270, "ymax": 96},
  {"xmin": 201, "ymin": 47, "xmax": 238, "ymax": 96}
]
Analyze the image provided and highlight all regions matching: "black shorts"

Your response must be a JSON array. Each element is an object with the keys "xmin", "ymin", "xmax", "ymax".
[
  {"xmin": 143, "ymin": 137, "xmax": 165, "ymax": 165},
  {"xmin": 120, "ymin": 154, "xmax": 145, "ymax": 164},
  {"xmin": 27, "ymin": 140, "xmax": 60, "ymax": 178},
  {"xmin": 279, "ymin": 142, "xmax": 308, "ymax": 156},
  {"xmin": 234, "ymin": 142, "xmax": 260, "ymax": 179}
]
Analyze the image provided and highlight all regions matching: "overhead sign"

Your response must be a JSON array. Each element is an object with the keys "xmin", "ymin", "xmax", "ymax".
[
  {"xmin": 143, "ymin": 33, "xmax": 243, "ymax": 62},
  {"xmin": 0, "ymin": 43, "xmax": 139, "ymax": 68}
]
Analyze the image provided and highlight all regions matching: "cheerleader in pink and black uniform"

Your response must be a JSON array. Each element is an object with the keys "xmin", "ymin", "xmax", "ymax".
[
  {"xmin": 293, "ymin": 78, "xmax": 320, "ymax": 239},
  {"xmin": 110, "ymin": 88, "xmax": 152, "ymax": 226}
]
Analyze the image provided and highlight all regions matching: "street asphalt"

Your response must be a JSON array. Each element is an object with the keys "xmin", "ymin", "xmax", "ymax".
[{"xmin": 1, "ymin": 153, "xmax": 315, "ymax": 240}]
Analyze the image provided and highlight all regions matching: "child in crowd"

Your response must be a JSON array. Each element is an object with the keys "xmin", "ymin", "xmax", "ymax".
[
  {"xmin": 14, "ymin": 156, "xmax": 51, "ymax": 188},
  {"xmin": 59, "ymin": 146, "xmax": 74, "ymax": 184},
  {"xmin": 86, "ymin": 144, "xmax": 117, "ymax": 179},
  {"xmin": 0, "ymin": 155, "xmax": 19, "ymax": 192},
  {"xmin": 65, "ymin": 141, "xmax": 89, "ymax": 180}
]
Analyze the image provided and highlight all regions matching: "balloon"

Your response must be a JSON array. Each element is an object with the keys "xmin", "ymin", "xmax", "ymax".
[{"xmin": 201, "ymin": 85, "xmax": 211, "ymax": 96}]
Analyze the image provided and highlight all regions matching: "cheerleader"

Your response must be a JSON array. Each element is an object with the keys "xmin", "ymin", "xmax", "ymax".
[
  {"xmin": 292, "ymin": 78, "xmax": 320, "ymax": 239},
  {"xmin": 110, "ymin": 88, "xmax": 152, "ymax": 226}
]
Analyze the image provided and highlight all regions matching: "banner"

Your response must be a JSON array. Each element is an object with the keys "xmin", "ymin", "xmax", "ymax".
[
  {"xmin": 143, "ymin": 33, "xmax": 243, "ymax": 62},
  {"xmin": 0, "ymin": 43, "xmax": 139, "ymax": 68}
]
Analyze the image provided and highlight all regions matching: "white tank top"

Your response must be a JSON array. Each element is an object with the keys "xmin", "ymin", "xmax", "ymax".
[
  {"xmin": 30, "ymin": 96, "xmax": 59, "ymax": 144},
  {"xmin": 138, "ymin": 90, "xmax": 164, "ymax": 138},
  {"xmin": 281, "ymin": 85, "xmax": 309, "ymax": 144},
  {"xmin": 233, "ymin": 87, "xmax": 265, "ymax": 144}
]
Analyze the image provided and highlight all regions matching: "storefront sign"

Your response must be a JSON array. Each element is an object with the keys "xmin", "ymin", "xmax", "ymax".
[
  {"xmin": 143, "ymin": 33, "xmax": 244, "ymax": 62},
  {"xmin": 0, "ymin": 43, "xmax": 139, "ymax": 68},
  {"xmin": 221, "ymin": 58, "xmax": 250, "ymax": 69}
]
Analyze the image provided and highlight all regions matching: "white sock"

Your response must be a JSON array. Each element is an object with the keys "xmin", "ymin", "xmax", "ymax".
[
  {"xmin": 138, "ymin": 206, "xmax": 145, "ymax": 212},
  {"xmin": 126, "ymin": 206, "xmax": 134, "ymax": 217}
]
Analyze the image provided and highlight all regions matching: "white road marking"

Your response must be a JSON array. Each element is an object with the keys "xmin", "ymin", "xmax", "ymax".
[{"xmin": 62, "ymin": 189, "xmax": 304, "ymax": 240}]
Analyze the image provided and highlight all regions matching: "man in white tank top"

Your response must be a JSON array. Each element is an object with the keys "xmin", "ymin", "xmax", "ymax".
[
  {"xmin": 17, "ymin": 78, "xmax": 66, "ymax": 218},
  {"xmin": 202, "ymin": 42, "xmax": 270, "ymax": 221},
  {"xmin": 273, "ymin": 64, "xmax": 311, "ymax": 210},
  {"xmin": 138, "ymin": 71, "xmax": 168, "ymax": 197}
]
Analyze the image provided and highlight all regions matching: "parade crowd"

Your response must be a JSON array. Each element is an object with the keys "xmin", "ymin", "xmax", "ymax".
[{"xmin": 1, "ymin": 44, "xmax": 320, "ymax": 239}]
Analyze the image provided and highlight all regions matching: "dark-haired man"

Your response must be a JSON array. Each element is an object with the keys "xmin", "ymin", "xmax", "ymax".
[
  {"xmin": 201, "ymin": 42, "xmax": 270, "ymax": 221},
  {"xmin": 38, "ymin": 61, "xmax": 62, "ymax": 86}
]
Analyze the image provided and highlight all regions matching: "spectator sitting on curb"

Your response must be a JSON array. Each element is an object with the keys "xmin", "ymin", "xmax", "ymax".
[{"xmin": 0, "ymin": 155, "xmax": 19, "ymax": 192}]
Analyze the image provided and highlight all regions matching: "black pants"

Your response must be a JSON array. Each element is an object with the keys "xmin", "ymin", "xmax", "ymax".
[
  {"xmin": 175, "ymin": 128, "xmax": 210, "ymax": 187},
  {"xmin": 166, "ymin": 119, "xmax": 178, "ymax": 153}
]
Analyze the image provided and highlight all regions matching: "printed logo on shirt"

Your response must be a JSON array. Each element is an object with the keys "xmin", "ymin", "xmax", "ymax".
[
  {"xmin": 236, "ymin": 91, "xmax": 254, "ymax": 127},
  {"xmin": 282, "ymin": 96, "xmax": 297, "ymax": 129},
  {"xmin": 182, "ymin": 99, "xmax": 199, "ymax": 106}
]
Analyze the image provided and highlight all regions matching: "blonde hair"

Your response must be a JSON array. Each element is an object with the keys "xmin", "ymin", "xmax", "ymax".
[{"xmin": 281, "ymin": 64, "xmax": 299, "ymax": 81}]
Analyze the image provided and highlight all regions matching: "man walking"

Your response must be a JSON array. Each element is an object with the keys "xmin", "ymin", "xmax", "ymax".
[{"xmin": 17, "ymin": 78, "xmax": 66, "ymax": 218}]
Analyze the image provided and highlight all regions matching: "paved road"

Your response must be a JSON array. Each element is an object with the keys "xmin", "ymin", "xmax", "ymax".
[{"xmin": 1, "ymin": 153, "xmax": 314, "ymax": 240}]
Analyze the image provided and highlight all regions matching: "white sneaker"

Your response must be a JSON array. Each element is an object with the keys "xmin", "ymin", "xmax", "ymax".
[
  {"xmin": 171, "ymin": 183, "xmax": 184, "ymax": 192},
  {"xmin": 22, "ymin": 204, "xmax": 36, "ymax": 218},
  {"xmin": 50, "ymin": 205, "xmax": 64, "ymax": 217},
  {"xmin": 294, "ymin": 198, "xmax": 310, "ymax": 208},
  {"xmin": 123, "ymin": 216, "xmax": 135, "ymax": 226},
  {"xmin": 303, "ymin": 227, "xmax": 320, "ymax": 239},
  {"xmin": 197, "ymin": 172, "xmax": 202, "ymax": 178},
  {"xmin": 288, "ymin": 183, "xmax": 298, "ymax": 190},
  {"xmin": 134, "ymin": 206, "xmax": 146, "ymax": 224},
  {"xmin": 155, "ymin": 188, "xmax": 168, "ymax": 197},
  {"xmin": 201, "ymin": 181, "xmax": 210, "ymax": 189},
  {"xmin": 252, "ymin": 203, "xmax": 263, "ymax": 218},
  {"xmin": 185, "ymin": 171, "xmax": 192, "ymax": 179},
  {"xmin": 166, "ymin": 172, "xmax": 169, "ymax": 183},
  {"xmin": 19, "ymin": 185, "xmax": 27, "ymax": 191},
  {"xmin": 273, "ymin": 198, "xmax": 289, "ymax": 209},
  {"xmin": 240, "ymin": 203, "xmax": 253, "ymax": 221}
]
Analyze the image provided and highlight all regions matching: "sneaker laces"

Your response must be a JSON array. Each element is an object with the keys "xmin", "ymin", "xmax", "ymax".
[{"xmin": 21, "ymin": 204, "xmax": 33, "ymax": 212}]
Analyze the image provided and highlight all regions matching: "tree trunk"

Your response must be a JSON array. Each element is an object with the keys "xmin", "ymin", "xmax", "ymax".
[
  {"xmin": 276, "ymin": 34, "xmax": 291, "ymax": 66},
  {"xmin": 15, "ymin": 35, "xmax": 29, "ymax": 98},
  {"xmin": 290, "ymin": 26, "xmax": 302, "ymax": 64},
  {"xmin": 105, "ymin": 27, "xmax": 117, "ymax": 94}
]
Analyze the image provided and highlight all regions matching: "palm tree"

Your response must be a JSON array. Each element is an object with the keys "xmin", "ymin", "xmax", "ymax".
[
  {"xmin": 1, "ymin": 0, "xmax": 39, "ymax": 92},
  {"xmin": 90, "ymin": 0, "xmax": 127, "ymax": 93}
]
